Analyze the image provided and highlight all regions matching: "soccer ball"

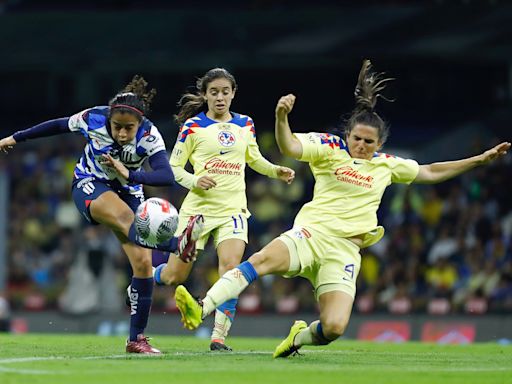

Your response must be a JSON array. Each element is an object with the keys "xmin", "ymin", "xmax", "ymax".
[{"xmin": 134, "ymin": 198, "xmax": 179, "ymax": 246}]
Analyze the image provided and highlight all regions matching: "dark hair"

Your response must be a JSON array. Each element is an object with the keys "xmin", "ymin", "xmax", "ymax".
[
  {"xmin": 174, "ymin": 68, "xmax": 237, "ymax": 126},
  {"xmin": 344, "ymin": 59, "xmax": 394, "ymax": 144},
  {"xmin": 109, "ymin": 75, "xmax": 156, "ymax": 121}
]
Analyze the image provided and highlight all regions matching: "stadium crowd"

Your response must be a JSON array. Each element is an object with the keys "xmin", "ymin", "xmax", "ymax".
[{"xmin": 2, "ymin": 131, "xmax": 512, "ymax": 316}]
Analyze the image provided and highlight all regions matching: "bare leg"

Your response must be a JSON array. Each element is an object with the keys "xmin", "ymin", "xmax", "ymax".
[
  {"xmin": 89, "ymin": 192, "xmax": 155, "ymax": 346},
  {"xmin": 294, "ymin": 290, "xmax": 354, "ymax": 347}
]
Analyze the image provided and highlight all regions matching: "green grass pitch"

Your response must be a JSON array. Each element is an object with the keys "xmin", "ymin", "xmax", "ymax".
[{"xmin": 0, "ymin": 334, "xmax": 511, "ymax": 384}]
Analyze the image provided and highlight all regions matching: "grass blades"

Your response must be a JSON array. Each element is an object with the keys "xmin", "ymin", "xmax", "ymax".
[{"xmin": 0, "ymin": 334, "xmax": 511, "ymax": 384}]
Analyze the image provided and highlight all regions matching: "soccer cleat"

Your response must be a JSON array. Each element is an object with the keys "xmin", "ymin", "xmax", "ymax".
[
  {"xmin": 210, "ymin": 340, "xmax": 233, "ymax": 352},
  {"xmin": 175, "ymin": 285, "xmax": 203, "ymax": 330},
  {"xmin": 126, "ymin": 334, "xmax": 161, "ymax": 354},
  {"xmin": 176, "ymin": 215, "xmax": 204, "ymax": 263},
  {"xmin": 273, "ymin": 320, "xmax": 307, "ymax": 358}
]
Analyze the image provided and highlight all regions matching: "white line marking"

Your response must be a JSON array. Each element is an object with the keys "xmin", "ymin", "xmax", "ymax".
[
  {"xmin": 0, "ymin": 367, "xmax": 55, "ymax": 374},
  {"xmin": 1, "ymin": 350, "xmax": 511, "ymax": 375}
]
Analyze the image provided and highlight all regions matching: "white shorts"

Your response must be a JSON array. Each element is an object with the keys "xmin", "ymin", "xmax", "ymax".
[{"xmin": 176, "ymin": 213, "xmax": 248, "ymax": 251}]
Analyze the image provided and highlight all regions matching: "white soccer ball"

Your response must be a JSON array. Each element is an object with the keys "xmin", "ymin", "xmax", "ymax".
[{"xmin": 134, "ymin": 197, "xmax": 179, "ymax": 246}]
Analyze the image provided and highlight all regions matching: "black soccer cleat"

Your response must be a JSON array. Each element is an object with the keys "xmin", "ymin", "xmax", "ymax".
[{"xmin": 210, "ymin": 341, "xmax": 233, "ymax": 352}]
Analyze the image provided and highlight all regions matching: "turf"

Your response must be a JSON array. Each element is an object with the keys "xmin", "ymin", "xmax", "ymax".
[{"xmin": 0, "ymin": 334, "xmax": 510, "ymax": 384}]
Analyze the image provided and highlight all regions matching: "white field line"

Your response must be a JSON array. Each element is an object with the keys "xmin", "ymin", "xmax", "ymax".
[{"xmin": 1, "ymin": 351, "xmax": 511, "ymax": 375}]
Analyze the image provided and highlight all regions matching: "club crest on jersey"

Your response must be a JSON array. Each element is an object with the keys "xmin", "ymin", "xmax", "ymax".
[{"xmin": 218, "ymin": 131, "xmax": 236, "ymax": 147}]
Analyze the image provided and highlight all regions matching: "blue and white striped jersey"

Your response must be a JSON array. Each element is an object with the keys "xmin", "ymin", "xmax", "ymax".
[{"xmin": 68, "ymin": 106, "xmax": 166, "ymax": 194}]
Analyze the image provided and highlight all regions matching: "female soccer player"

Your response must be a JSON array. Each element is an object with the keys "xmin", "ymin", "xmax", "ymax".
[
  {"xmin": 0, "ymin": 76, "xmax": 203, "ymax": 354},
  {"xmin": 173, "ymin": 60, "xmax": 510, "ymax": 357},
  {"xmin": 154, "ymin": 68, "xmax": 295, "ymax": 351}
]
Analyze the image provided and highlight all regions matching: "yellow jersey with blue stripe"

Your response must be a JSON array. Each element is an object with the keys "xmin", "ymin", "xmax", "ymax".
[
  {"xmin": 170, "ymin": 112, "xmax": 278, "ymax": 217},
  {"xmin": 294, "ymin": 132, "xmax": 419, "ymax": 247}
]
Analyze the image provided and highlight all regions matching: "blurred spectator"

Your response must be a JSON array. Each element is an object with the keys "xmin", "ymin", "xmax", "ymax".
[
  {"xmin": 0, "ymin": 294, "xmax": 10, "ymax": 332},
  {"xmin": 2, "ymin": 135, "xmax": 512, "ymax": 315}
]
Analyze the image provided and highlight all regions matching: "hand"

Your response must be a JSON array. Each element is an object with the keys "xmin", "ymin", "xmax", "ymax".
[
  {"xmin": 0, "ymin": 136, "xmax": 16, "ymax": 154},
  {"xmin": 275, "ymin": 94, "xmax": 296, "ymax": 118},
  {"xmin": 276, "ymin": 166, "xmax": 295, "ymax": 184},
  {"xmin": 480, "ymin": 142, "xmax": 511, "ymax": 164},
  {"xmin": 100, "ymin": 153, "xmax": 129, "ymax": 179},
  {"xmin": 196, "ymin": 175, "xmax": 217, "ymax": 190}
]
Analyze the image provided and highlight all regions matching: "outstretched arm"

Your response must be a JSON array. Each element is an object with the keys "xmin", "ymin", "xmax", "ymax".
[
  {"xmin": 275, "ymin": 94, "xmax": 303, "ymax": 159},
  {"xmin": 0, "ymin": 136, "xmax": 16, "ymax": 154},
  {"xmin": 247, "ymin": 156, "xmax": 295, "ymax": 184},
  {"xmin": 414, "ymin": 142, "xmax": 510, "ymax": 184},
  {"xmin": 0, "ymin": 118, "xmax": 70, "ymax": 153}
]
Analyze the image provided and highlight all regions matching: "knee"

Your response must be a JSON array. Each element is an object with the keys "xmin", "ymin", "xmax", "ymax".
[
  {"xmin": 117, "ymin": 209, "xmax": 135, "ymax": 230},
  {"xmin": 131, "ymin": 254, "xmax": 152, "ymax": 276},
  {"xmin": 321, "ymin": 317, "xmax": 349, "ymax": 340},
  {"xmin": 105, "ymin": 208, "xmax": 134, "ymax": 234}
]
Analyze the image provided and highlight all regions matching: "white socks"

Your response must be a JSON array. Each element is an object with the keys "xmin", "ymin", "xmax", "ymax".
[
  {"xmin": 211, "ymin": 310, "xmax": 232, "ymax": 342},
  {"xmin": 294, "ymin": 320, "xmax": 321, "ymax": 347},
  {"xmin": 201, "ymin": 268, "xmax": 249, "ymax": 318}
]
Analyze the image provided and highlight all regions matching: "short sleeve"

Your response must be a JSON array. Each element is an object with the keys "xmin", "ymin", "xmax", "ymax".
[
  {"xmin": 295, "ymin": 132, "xmax": 341, "ymax": 163},
  {"xmin": 388, "ymin": 156, "xmax": 420, "ymax": 184},
  {"xmin": 68, "ymin": 108, "xmax": 90, "ymax": 134},
  {"xmin": 245, "ymin": 117, "xmax": 263, "ymax": 163},
  {"xmin": 139, "ymin": 126, "xmax": 166, "ymax": 156},
  {"xmin": 170, "ymin": 120, "xmax": 196, "ymax": 168}
]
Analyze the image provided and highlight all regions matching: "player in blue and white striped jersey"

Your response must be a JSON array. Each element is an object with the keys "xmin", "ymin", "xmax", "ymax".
[{"xmin": 0, "ymin": 76, "xmax": 204, "ymax": 354}]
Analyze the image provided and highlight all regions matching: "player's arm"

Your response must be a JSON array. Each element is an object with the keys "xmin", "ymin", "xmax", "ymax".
[
  {"xmin": 101, "ymin": 150, "xmax": 175, "ymax": 186},
  {"xmin": 413, "ymin": 142, "xmax": 510, "ymax": 184},
  {"xmin": 170, "ymin": 127, "xmax": 216, "ymax": 191},
  {"xmin": 275, "ymin": 94, "xmax": 303, "ymax": 159},
  {"xmin": 246, "ymin": 118, "xmax": 295, "ymax": 184},
  {"xmin": 247, "ymin": 153, "xmax": 295, "ymax": 184},
  {"xmin": 0, "ymin": 118, "xmax": 70, "ymax": 153}
]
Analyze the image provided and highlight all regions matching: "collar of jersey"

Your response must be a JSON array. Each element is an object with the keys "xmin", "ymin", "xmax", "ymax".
[{"xmin": 199, "ymin": 111, "xmax": 236, "ymax": 126}]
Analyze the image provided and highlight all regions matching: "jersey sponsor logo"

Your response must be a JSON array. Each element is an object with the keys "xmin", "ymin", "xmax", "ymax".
[
  {"xmin": 334, "ymin": 166, "xmax": 374, "ymax": 189},
  {"xmin": 220, "ymin": 150, "xmax": 231, "ymax": 155},
  {"xmin": 204, "ymin": 157, "xmax": 242, "ymax": 176},
  {"xmin": 218, "ymin": 131, "xmax": 236, "ymax": 147}
]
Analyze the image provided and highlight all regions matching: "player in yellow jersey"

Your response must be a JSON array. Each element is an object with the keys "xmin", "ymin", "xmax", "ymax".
[
  {"xmin": 173, "ymin": 60, "xmax": 510, "ymax": 357},
  {"xmin": 154, "ymin": 68, "xmax": 295, "ymax": 351}
]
